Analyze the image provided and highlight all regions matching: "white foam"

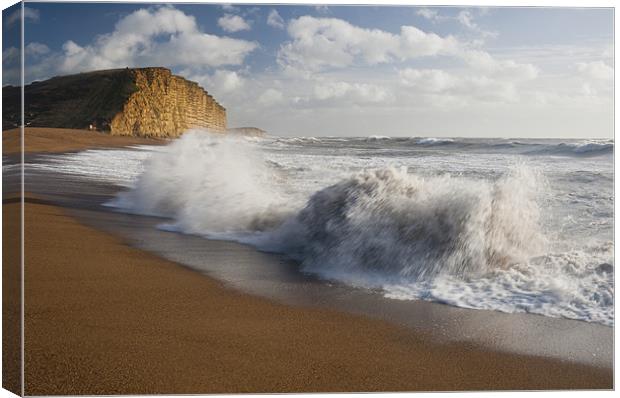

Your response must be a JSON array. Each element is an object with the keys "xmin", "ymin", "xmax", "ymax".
[
  {"xmin": 416, "ymin": 137, "xmax": 455, "ymax": 145},
  {"xmin": 109, "ymin": 130, "xmax": 296, "ymax": 234},
  {"xmin": 33, "ymin": 132, "xmax": 613, "ymax": 326}
]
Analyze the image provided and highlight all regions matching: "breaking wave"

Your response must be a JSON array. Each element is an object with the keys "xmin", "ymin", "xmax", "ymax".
[
  {"xmin": 252, "ymin": 166, "xmax": 544, "ymax": 282},
  {"xmin": 415, "ymin": 137, "xmax": 455, "ymax": 146},
  {"xmin": 109, "ymin": 131, "xmax": 294, "ymax": 235},
  {"xmin": 108, "ymin": 131, "xmax": 613, "ymax": 325}
]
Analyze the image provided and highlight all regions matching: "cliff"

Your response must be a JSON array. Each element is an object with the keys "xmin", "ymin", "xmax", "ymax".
[
  {"xmin": 227, "ymin": 127, "xmax": 267, "ymax": 137},
  {"xmin": 2, "ymin": 67, "xmax": 226, "ymax": 137}
]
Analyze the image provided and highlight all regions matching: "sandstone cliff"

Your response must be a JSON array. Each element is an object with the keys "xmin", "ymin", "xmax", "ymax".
[
  {"xmin": 227, "ymin": 127, "xmax": 267, "ymax": 137},
  {"xmin": 2, "ymin": 67, "xmax": 226, "ymax": 138}
]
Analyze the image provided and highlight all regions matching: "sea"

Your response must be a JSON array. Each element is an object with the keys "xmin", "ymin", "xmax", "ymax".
[{"xmin": 25, "ymin": 131, "xmax": 614, "ymax": 328}]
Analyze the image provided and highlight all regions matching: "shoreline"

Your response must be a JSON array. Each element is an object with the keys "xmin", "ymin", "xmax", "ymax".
[
  {"xmin": 17, "ymin": 197, "xmax": 613, "ymax": 393},
  {"xmin": 3, "ymin": 128, "xmax": 613, "ymax": 393},
  {"xmin": 2, "ymin": 127, "xmax": 165, "ymax": 155}
]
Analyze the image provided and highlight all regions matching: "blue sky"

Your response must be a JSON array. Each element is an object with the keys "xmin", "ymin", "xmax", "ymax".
[{"xmin": 2, "ymin": 2, "xmax": 614, "ymax": 137}]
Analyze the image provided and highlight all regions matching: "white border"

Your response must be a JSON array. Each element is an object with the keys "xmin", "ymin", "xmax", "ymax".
[{"xmin": 0, "ymin": 1, "xmax": 617, "ymax": 398}]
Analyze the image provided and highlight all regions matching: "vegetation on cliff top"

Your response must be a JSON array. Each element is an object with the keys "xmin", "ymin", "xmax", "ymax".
[{"xmin": 3, "ymin": 68, "xmax": 139, "ymax": 131}]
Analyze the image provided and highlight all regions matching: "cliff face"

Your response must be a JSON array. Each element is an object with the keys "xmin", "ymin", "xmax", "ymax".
[
  {"xmin": 110, "ymin": 68, "xmax": 226, "ymax": 137},
  {"xmin": 227, "ymin": 127, "xmax": 267, "ymax": 137},
  {"xmin": 2, "ymin": 67, "xmax": 226, "ymax": 138}
]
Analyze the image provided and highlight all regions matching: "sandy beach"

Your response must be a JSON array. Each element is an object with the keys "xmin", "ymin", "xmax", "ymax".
[
  {"xmin": 3, "ymin": 2, "xmax": 616, "ymax": 394},
  {"xmin": 3, "ymin": 127, "xmax": 164, "ymax": 155},
  {"xmin": 16, "ymin": 198, "xmax": 613, "ymax": 394},
  {"xmin": 1, "ymin": 128, "xmax": 611, "ymax": 394}
]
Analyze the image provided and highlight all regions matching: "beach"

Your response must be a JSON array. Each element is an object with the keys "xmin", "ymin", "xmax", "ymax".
[
  {"xmin": 2, "ymin": 127, "xmax": 164, "ymax": 155},
  {"xmin": 18, "ymin": 198, "xmax": 613, "ymax": 394},
  {"xmin": 3, "ymin": 128, "xmax": 613, "ymax": 393}
]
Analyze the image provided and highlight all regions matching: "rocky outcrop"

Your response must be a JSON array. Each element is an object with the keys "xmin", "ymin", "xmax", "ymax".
[
  {"xmin": 2, "ymin": 67, "xmax": 226, "ymax": 138},
  {"xmin": 227, "ymin": 127, "xmax": 267, "ymax": 137}
]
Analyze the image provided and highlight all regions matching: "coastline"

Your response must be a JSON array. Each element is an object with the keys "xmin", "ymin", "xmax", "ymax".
[
  {"xmin": 19, "ymin": 198, "xmax": 613, "ymax": 394},
  {"xmin": 2, "ymin": 127, "xmax": 164, "ymax": 155},
  {"xmin": 3, "ymin": 129, "xmax": 613, "ymax": 393}
]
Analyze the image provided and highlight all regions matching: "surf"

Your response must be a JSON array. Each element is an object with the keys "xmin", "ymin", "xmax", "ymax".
[{"xmin": 104, "ymin": 131, "xmax": 613, "ymax": 326}]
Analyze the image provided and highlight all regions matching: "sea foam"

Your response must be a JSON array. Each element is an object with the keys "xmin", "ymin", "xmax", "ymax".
[{"xmin": 98, "ymin": 131, "xmax": 613, "ymax": 326}]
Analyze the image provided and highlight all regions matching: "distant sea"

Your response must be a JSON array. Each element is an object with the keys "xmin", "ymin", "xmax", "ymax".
[{"xmin": 28, "ymin": 132, "xmax": 614, "ymax": 326}]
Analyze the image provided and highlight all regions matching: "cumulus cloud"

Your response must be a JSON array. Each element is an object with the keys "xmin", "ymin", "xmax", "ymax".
[
  {"xmin": 182, "ymin": 69, "xmax": 246, "ymax": 103},
  {"xmin": 267, "ymin": 9, "xmax": 285, "ymax": 29},
  {"xmin": 277, "ymin": 15, "xmax": 530, "ymax": 81},
  {"xmin": 25, "ymin": 42, "xmax": 50, "ymax": 57},
  {"xmin": 15, "ymin": 6, "xmax": 258, "ymax": 85},
  {"xmin": 399, "ymin": 69, "xmax": 457, "ymax": 93},
  {"xmin": 218, "ymin": 13, "xmax": 251, "ymax": 33},
  {"xmin": 577, "ymin": 61, "xmax": 613, "ymax": 80},
  {"xmin": 399, "ymin": 67, "xmax": 520, "ymax": 103},
  {"xmin": 278, "ymin": 16, "xmax": 460, "ymax": 70},
  {"xmin": 46, "ymin": 7, "xmax": 257, "ymax": 76},
  {"xmin": 258, "ymin": 88, "xmax": 285, "ymax": 105},
  {"xmin": 462, "ymin": 50, "xmax": 538, "ymax": 80},
  {"xmin": 314, "ymin": 81, "xmax": 392, "ymax": 104},
  {"xmin": 213, "ymin": 70, "xmax": 245, "ymax": 93}
]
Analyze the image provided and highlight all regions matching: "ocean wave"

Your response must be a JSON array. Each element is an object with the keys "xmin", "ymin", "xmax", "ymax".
[
  {"xmin": 108, "ymin": 130, "xmax": 295, "ymax": 233},
  {"xmin": 384, "ymin": 242, "xmax": 614, "ymax": 326},
  {"xmin": 526, "ymin": 140, "xmax": 613, "ymax": 156},
  {"xmin": 253, "ymin": 165, "xmax": 544, "ymax": 282},
  {"xmin": 109, "ymin": 131, "xmax": 613, "ymax": 325},
  {"xmin": 276, "ymin": 136, "xmax": 322, "ymax": 145},
  {"xmin": 366, "ymin": 135, "xmax": 391, "ymax": 141},
  {"xmin": 415, "ymin": 137, "xmax": 455, "ymax": 146},
  {"xmin": 271, "ymin": 136, "xmax": 612, "ymax": 157}
]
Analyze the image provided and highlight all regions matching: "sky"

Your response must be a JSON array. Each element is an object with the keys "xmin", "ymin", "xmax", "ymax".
[{"xmin": 2, "ymin": 2, "xmax": 614, "ymax": 138}]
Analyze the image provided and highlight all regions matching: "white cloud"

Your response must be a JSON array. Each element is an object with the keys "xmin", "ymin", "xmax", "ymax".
[
  {"xmin": 182, "ymin": 69, "xmax": 246, "ymax": 102},
  {"xmin": 315, "ymin": 6, "xmax": 330, "ymax": 14},
  {"xmin": 3, "ymin": 47, "xmax": 19, "ymax": 64},
  {"xmin": 417, "ymin": 8, "xmax": 438, "ymax": 20},
  {"xmin": 462, "ymin": 50, "xmax": 538, "ymax": 80},
  {"xmin": 221, "ymin": 4, "xmax": 240, "ymax": 13},
  {"xmin": 314, "ymin": 81, "xmax": 392, "ymax": 104},
  {"xmin": 399, "ymin": 68, "xmax": 519, "ymax": 103},
  {"xmin": 399, "ymin": 69, "xmax": 457, "ymax": 93},
  {"xmin": 577, "ymin": 61, "xmax": 613, "ymax": 80},
  {"xmin": 218, "ymin": 13, "xmax": 251, "ymax": 33},
  {"xmin": 457, "ymin": 10, "xmax": 497, "ymax": 38},
  {"xmin": 53, "ymin": 7, "xmax": 257, "ymax": 74},
  {"xmin": 278, "ymin": 16, "xmax": 461, "ymax": 71},
  {"xmin": 267, "ymin": 9, "xmax": 285, "ymax": 29},
  {"xmin": 457, "ymin": 11, "xmax": 477, "ymax": 30},
  {"xmin": 214, "ymin": 70, "xmax": 245, "ymax": 93},
  {"xmin": 258, "ymin": 88, "xmax": 285, "ymax": 105},
  {"xmin": 25, "ymin": 42, "xmax": 50, "ymax": 57},
  {"xmin": 278, "ymin": 15, "xmax": 529, "ymax": 80},
  {"xmin": 18, "ymin": 6, "xmax": 258, "ymax": 84},
  {"xmin": 6, "ymin": 6, "xmax": 40, "ymax": 27},
  {"xmin": 417, "ymin": 8, "xmax": 496, "ymax": 38}
]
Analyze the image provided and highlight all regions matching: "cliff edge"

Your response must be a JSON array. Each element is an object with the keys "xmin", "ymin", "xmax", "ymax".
[
  {"xmin": 2, "ymin": 67, "xmax": 226, "ymax": 138},
  {"xmin": 227, "ymin": 127, "xmax": 267, "ymax": 137}
]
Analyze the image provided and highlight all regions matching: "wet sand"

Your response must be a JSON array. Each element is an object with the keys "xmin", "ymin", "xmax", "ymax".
[
  {"xmin": 3, "ymin": 127, "xmax": 163, "ymax": 155},
  {"xmin": 16, "ymin": 198, "xmax": 613, "ymax": 394}
]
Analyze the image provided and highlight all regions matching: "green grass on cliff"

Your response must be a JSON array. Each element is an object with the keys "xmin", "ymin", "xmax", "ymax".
[{"xmin": 3, "ymin": 68, "xmax": 138, "ymax": 131}]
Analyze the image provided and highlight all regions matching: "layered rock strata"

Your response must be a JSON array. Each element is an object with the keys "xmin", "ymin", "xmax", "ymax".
[{"xmin": 2, "ymin": 67, "xmax": 226, "ymax": 138}]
